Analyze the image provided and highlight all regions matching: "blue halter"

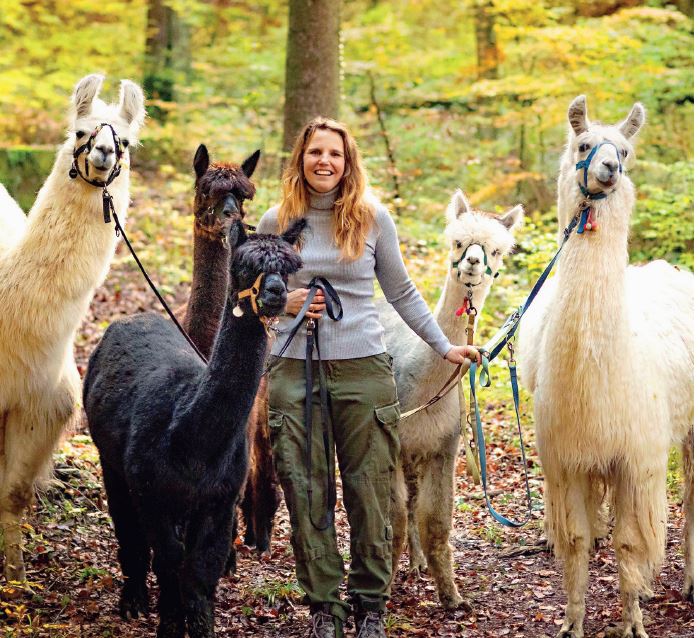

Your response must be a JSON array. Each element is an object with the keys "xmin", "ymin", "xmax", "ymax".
[{"xmin": 575, "ymin": 140, "xmax": 623, "ymax": 234}]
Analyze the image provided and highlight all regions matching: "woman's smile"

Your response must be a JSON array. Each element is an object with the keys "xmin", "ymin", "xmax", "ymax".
[{"xmin": 303, "ymin": 128, "xmax": 345, "ymax": 192}]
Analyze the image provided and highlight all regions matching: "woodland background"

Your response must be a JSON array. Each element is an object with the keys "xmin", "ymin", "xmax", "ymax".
[{"xmin": 0, "ymin": 0, "xmax": 694, "ymax": 636}]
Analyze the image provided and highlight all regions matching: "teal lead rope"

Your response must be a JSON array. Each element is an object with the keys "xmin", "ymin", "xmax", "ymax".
[
  {"xmin": 467, "ymin": 211, "xmax": 582, "ymax": 527},
  {"xmin": 469, "ymin": 354, "xmax": 531, "ymax": 527}
]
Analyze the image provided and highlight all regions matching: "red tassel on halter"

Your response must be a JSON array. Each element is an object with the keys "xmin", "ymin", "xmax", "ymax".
[{"xmin": 455, "ymin": 296, "xmax": 470, "ymax": 317}]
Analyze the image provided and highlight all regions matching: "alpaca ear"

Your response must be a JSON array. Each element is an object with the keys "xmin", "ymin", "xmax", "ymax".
[
  {"xmin": 241, "ymin": 150, "xmax": 261, "ymax": 178},
  {"xmin": 568, "ymin": 95, "xmax": 589, "ymax": 136},
  {"xmin": 72, "ymin": 74, "xmax": 104, "ymax": 118},
  {"xmin": 193, "ymin": 144, "xmax": 210, "ymax": 179},
  {"xmin": 281, "ymin": 218, "xmax": 308, "ymax": 248},
  {"xmin": 446, "ymin": 189, "xmax": 472, "ymax": 222},
  {"xmin": 499, "ymin": 204, "xmax": 525, "ymax": 232},
  {"xmin": 618, "ymin": 103, "xmax": 645, "ymax": 139},
  {"xmin": 228, "ymin": 220, "xmax": 249, "ymax": 249},
  {"xmin": 118, "ymin": 79, "xmax": 146, "ymax": 129}
]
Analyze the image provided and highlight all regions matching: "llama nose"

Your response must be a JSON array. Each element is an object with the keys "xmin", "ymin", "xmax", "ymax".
[
  {"xmin": 95, "ymin": 144, "xmax": 114, "ymax": 159},
  {"xmin": 264, "ymin": 277, "xmax": 286, "ymax": 296},
  {"xmin": 603, "ymin": 159, "xmax": 618, "ymax": 174},
  {"xmin": 221, "ymin": 195, "xmax": 240, "ymax": 217},
  {"xmin": 467, "ymin": 255, "xmax": 481, "ymax": 266}
]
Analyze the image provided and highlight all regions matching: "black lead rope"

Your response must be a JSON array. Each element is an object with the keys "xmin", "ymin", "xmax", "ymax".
[
  {"xmin": 110, "ymin": 210, "xmax": 209, "ymax": 363},
  {"xmin": 269, "ymin": 277, "xmax": 343, "ymax": 530}
]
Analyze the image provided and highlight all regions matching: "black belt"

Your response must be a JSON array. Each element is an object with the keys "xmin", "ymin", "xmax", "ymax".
[{"xmin": 275, "ymin": 277, "xmax": 343, "ymax": 530}]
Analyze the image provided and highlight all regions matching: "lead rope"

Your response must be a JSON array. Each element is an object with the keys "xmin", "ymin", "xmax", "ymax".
[
  {"xmin": 266, "ymin": 277, "xmax": 343, "ymax": 531},
  {"xmin": 462, "ymin": 297, "xmax": 482, "ymax": 485},
  {"xmin": 465, "ymin": 211, "xmax": 583, "ymax": 527}
]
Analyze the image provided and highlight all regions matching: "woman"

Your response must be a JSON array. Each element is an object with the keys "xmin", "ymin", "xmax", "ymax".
[{"xmin": 257, "ymin": 117, "xmax": 479, "ymax": 638}]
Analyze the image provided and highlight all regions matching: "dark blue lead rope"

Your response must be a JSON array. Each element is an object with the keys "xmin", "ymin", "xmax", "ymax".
[{"xmin": 468, "ymin": 212, "xmax": 581, "ymax": 527}]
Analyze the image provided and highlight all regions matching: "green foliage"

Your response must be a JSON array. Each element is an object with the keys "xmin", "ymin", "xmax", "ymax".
[
  {"xmin": 632, "ymin": 159, "xmax": 694, "ymax": 268},
  {"xmin": 250, "ymin": 579, "xmax": 304, "ymax": 606},
  {"xmin": 0, "ymin": 147, "xmax": 55, "ymax": 212}
]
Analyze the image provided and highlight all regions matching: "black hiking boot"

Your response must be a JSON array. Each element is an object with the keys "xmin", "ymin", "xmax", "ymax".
[
  {"xmin": 309, "ymin": 604, "xmax": 343, "ymax": 638},
  {"xmin": 354, "ymin": 610, "xmax": 386, "ymax": 638}
]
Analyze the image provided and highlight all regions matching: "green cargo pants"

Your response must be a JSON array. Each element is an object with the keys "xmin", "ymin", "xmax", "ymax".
[{"xmin": 268, "ymin": 353, "xmax": 401, "ymax": 627}]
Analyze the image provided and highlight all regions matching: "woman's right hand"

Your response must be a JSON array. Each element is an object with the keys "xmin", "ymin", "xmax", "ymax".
[{"xmin": 285, "ymin": 288, "xmax": 326, "ymax": 319}]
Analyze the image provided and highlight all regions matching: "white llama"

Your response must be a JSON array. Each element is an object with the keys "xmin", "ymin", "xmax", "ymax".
[
  {"xmin": 380, "ymin": 190, "xmax": 523, "ymax": 608},
  {"xmin": 517, "ymin": 96, "xmax": 693, "ymax": 638},
  {"xmin": 0, "ymin": 74, "xmax": 145, "ymax": 581}
]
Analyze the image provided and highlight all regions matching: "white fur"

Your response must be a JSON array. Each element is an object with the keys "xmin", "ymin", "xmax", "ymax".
[
  {"xmin": 0, "ymin": 75, "xmax": 145, "ymax": 581},
  {"xmin": 381, "ymin": 189, "xmax": 523, "ymax": 608},
  {"xmin": 517, "ymin": 96, "xmax": 694, "ymax": 638}
]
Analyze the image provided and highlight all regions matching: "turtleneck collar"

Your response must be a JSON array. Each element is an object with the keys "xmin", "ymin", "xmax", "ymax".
[{"xmin": 308, "ymin": 185, "xmax": 340, "ymax": 211}]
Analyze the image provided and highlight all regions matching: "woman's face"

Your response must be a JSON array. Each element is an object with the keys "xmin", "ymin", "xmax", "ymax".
[{"xmin": 303, "ymin": 128, "xmax": 346, "ymax": 193}]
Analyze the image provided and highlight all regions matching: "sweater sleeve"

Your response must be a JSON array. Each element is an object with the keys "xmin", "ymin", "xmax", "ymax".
[{"xmin": 374, "ymin": 206, "xmax": 452, "ymax": 357}]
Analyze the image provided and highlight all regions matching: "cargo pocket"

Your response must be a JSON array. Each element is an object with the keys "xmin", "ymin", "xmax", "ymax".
[
  {"xmin": 268, "ymin": 409, "xmax": 288, "ymax": 478},
  {"xmin": 374, "ymin": 401, "xmax": 401, "ymax": 470}
]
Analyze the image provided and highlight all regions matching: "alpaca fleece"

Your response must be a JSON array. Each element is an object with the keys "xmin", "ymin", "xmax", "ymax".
[
  {"xmin": 0, "ymin": 74, "xmax": 144, "ymax": 582},
  {"xmin": 84, "ymin": 220, "xmax": 304, "ymax": 638},
  {"xmin": 379, "ymin": 190, "xmax": 523, "ymax": 609},
  {"xmin": 179, "ymin": 143, "xmax": 279, "ymax": 556},
  {"xmin": 517, "ymin": 97, "xmax": 693, "ymax": 638}
]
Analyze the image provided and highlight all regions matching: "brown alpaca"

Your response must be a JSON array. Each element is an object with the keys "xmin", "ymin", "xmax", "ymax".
[{"xmin": 179, "ymin": 144, "xmax": 281, "ymax": 559}]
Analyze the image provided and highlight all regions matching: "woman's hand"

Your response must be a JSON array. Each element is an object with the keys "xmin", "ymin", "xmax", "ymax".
[
  {"xmin": 285, "ymin": 288, "xmax": 326, "ymax": 319},
  {"xmin": 444, "ymin": 345, "xmax": 482, "ymax": 366}
]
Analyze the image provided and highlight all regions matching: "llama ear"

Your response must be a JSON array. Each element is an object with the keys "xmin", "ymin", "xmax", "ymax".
[
  {"xmin": 618, "ymin": 103, "xmax": 645, "ymax": 139},
  {"xmin": 498, "ymin": 204, "xmax": 525, "ymax": 232},
  {"xmin": 568, "ymin": 95, "xmax": 589, "ymax": 136},
  {"xmin": 118, "ymin": 79, "xmax": 146, "ymax": 129},
  {"xmin": 281, "ymin": 218, "xmax": 308, "ymax": 248},
  {"xmin": 193, "ymin": 144, "xmax": 210, "ymax": 179},
  {"xmin": 241, "ymin": 150, "xmax": 261, "ymax": 178},
  {"xmin": 446, "ymin": 189, "xmax": 472, "ymax": 222},
  {"xmin": 72, "ymin": 74, "xmax": 104, "ymax": 118}
]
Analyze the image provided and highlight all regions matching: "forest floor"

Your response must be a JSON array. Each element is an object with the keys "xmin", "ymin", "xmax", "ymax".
[{"xmin": 1, "ymin": 172, "xmax": 693, "ymax": 637}]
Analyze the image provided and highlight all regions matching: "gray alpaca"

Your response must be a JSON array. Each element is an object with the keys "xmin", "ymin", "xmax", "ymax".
[{"xmin": 380, "ymin": 190, "xmax": 523, "ymax": 609}]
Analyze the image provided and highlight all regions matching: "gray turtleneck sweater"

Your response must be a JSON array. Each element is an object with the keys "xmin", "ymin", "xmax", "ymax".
[{"xmin": 256, "ymin": 187, "xmax": 452, "ymax": 360}]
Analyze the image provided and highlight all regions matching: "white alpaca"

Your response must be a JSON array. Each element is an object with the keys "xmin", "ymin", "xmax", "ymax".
[
  {"xmin": 380, "ymin": 190, "xmax": 523, "ymax": 608},
  {"xmin": 517, "ymin": 96, "xmax": 693, "ymax": 638},
  {"xmin": 0, "ymin": 74, "xmax": 145, "ymax": 581}
]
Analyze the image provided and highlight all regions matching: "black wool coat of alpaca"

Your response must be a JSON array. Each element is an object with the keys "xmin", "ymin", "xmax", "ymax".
[{"xmin": 83, "ymin": 219, "xmax": 305, "ymax": 638}]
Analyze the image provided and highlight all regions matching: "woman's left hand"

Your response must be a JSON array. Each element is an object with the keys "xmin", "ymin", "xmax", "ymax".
[{"xmin": 444, "ymin": 345, "xmax": 482, "ymax": 366}]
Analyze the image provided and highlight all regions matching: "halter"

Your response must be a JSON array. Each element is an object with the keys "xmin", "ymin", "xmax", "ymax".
[
  {"xmin": 575, "ymin": 140, "xmax": 623, "ymax": 234},
  {"xmin": 234, "ymin": 272, "xmax": 265, "ymax": 317},
  {"xmin": 452, "ymin": 243, "xmax": 496, "ymax": 319},
  {"xmin": 68, "ymin": 123, "xmax": 125, "ymax": 224},
  {"xmin": 451, "ymin": 243, "xmax": 497, "ymax": 278}
]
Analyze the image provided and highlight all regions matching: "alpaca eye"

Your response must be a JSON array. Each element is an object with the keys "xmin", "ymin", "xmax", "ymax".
[
  {"xmin": 122, "ymin": 139, "xmax": 130, "ymax": 148},
  {"xmin": 455, "ymin": 241, "xmax": 462, "ymax": 249},
  {"xmin": 620, "ymin": 149, "xmax": 628, "ymax": 158},
  {"xmin": 579, "ymin": 143, "xmax": 590, "ymax": 153},
  {"xmin": 491, "ymin": 249, "xmax": 500, "ymax": 257},
  {"xmin": 76, "ymin": 130, "xmax": 86, "ymax": 139}
]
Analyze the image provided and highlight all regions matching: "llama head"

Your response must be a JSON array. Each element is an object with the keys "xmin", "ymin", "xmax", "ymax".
[
  {"xmin": 445, "ymin": 189, "xmax": 524, "ymax": 288},
  {"xmin": 565, "ymin": 95, "xmax": 645, "ymax": 198},
  {"xmin": 68, "ymin": 74, "xmax": 146, "ymax": 183},
  {"xmin": 228, "ymin": 218, "xmax": 306, "ymax": 317},
  {"xmin": 192, "ymin": 145, "xmax": 260, "ymax": 241}
]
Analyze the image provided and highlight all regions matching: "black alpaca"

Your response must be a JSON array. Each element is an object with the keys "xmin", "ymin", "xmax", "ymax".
[{"xmin": 83, "ymin": 219, "xmax": 305, "ymax": 638}]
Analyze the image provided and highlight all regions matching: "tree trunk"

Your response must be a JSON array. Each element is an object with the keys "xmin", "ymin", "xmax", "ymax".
[
  {"xmin": 144, "ymin": 0, "xmax": 190, "ymax": 121},
  {"xmin": 282, "ymin": 0, "xmax": 342, "ymax": 154},
  {"xmin": 475, "ymin": 0, "xmax": 498, "ymax": 80}
]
